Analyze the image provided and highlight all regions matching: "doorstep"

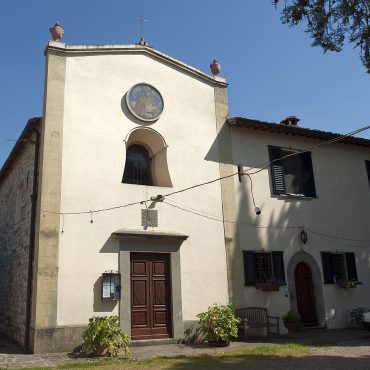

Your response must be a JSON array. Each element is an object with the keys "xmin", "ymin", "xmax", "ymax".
[{"xmin": 130, "ymin": 338, "xmax": 178, "ymax": 347}]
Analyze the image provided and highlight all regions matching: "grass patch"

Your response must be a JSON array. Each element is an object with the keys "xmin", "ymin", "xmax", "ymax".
[
  {"xmin": 215, "ymin": 344, "xmax": 310, "ymax": 358},
  {"xmin": 23, "ymin": 344, "xmax": 311, "ymax": 370}
]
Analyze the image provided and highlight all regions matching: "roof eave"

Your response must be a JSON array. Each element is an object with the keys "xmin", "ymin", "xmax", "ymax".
[
  {"xmin": 0, "ymin": 117, "xmax": 42, "ymax": 185},
  {"xmin": 45, "ymin": 41, "xmax": 228, "ymax": 88},
  {"xmin": 227, "ymin": 117, "xmax": 370, "ymax": 149}
]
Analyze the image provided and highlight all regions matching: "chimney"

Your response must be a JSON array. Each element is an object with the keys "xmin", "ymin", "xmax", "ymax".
[{"xmin": 280, "ymin": 116, "xmax": 300, "ymax": 127}]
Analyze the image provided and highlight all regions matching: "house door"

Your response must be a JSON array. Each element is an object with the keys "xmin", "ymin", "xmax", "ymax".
[
  {"xmin": 130, "ymin": 253, "xmax": 172, "ymax": 340},
  {"xmin": 294, "ymin": 262, "xmax": 317, "ymax": 326}
]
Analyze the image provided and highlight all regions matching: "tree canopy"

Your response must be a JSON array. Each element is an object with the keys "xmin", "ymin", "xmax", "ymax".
[{"xmin": 274, "ymin": 0, "xmax": 370, "ymax": 73}]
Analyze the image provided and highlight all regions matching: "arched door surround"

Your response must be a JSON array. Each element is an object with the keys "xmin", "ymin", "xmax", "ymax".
[{"xmin": 286, "ymin": 251, "xmax": 325, "ymax": 327}]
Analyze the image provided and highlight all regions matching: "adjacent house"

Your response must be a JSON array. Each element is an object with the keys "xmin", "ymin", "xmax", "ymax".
[
  {"xmin": 218, "ymin": 116, "xmax": 370, "ymax": 330},
  {"xmin": 0, "ymin": 34, "xmax": 370, "ymax": 353}
]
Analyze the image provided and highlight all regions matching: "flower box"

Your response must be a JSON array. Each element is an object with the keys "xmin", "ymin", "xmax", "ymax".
[{"xmin": 336, "ymin": 280, "xmax": 363, "ymax": 289}]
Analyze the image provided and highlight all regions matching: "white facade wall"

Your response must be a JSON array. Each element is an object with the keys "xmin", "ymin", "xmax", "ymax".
[
  {"xmin": 229, "ymin": 128, "xmax": 370, "ymax": 328},
  {"xmin": 56, "ymin": 53, "xmax": 229, "ymax": 326}
]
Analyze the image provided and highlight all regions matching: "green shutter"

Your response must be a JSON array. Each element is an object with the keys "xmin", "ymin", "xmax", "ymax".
[
  {"xmin": 345, "ymin": 253, "xmax": 358, "ymax": 281},
  {"xmin": 243, "ymin": 251, "xmax": 256, "ymax": 286},
  {"xmin": 272, "ymin": 251, "xmax": 286, "ymax": 284},
  {"xmin": 268, "ymin": 146, "xmax": 286, "ymax": 194},
  {"xmin": 300, "ymin": 151, "xmax": 316, "ymax": 197},
  {"xmin": 321, "ymin": 252, "xmax": 334, "ymax": 283}
]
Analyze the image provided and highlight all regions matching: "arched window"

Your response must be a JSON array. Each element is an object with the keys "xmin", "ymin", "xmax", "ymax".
[{"xmin": 122, "ymin": 145, "xmax": 152, "ymax": 185}]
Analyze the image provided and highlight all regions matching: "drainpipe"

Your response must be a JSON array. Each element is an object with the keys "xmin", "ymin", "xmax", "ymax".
[{"xmin": 24, "ymin": 126, "xmax": 40, "ymax": 352}]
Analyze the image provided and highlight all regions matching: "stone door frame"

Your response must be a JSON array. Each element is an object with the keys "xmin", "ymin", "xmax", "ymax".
[
  {"xmin": 115, "ymin": 230, "xmax": 187, "ymax": 340},
  {"xmin": 286, "ymin": 250, "xmax": 326, "ymax": 327}
]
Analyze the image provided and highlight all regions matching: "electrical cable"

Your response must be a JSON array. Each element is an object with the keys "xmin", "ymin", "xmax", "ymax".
[
  {"xmin": 165, "ymin": 198, "xmax": 370, "ymax": 236},
  {"xmin": 0, "ymin": 139, "xmax": 36, "ymax": 143},
  {"xmin": 306, "ymin": 228, "xmax": 370, "ymax": 243},
  {"xmin": 244, "ymin": 172, "xmax": 257, "ymax": 208},
  {"xmin": 42, "ymin": 200, "xmax": 144, "ymax": 215},
  {"xmin": 163, "ymin": 200, "xmax": 301, "ymax": 229},
  {"xmin": 40, "ymin": 124, "xmax": 370, "ymax": 216},
  {"xmin": 305, "ymin": 229, "xmax": 370, "ymax": 248}
]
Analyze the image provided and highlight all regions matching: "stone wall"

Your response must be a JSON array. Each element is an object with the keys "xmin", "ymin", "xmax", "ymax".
[{"xmin": 0, "ymin": 128, "xmax": 37, "ymax": 346}]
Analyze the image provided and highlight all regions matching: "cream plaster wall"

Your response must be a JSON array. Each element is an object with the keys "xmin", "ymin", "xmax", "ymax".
[
  {"xmin": 56, "ymin": 52, "xmax": 229, "ymax": 326},
  {"xmin": 229, "ymin": 128, "xmax": 370, "ymax": 329}
]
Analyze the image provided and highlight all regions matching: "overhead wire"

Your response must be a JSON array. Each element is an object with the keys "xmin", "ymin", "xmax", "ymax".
[
  {"xmin": 164, "ymin": 200, "xmax": 370, "ymax": 243},
  {"xmin": 164, "ymin": 199, "xmax": 301, "ymax": 229},
  {"xmin": 305, "ymin": 228, "xmax": 370, "ymax": 243},
  {"xmin": 0, "ymin": 139, "xmax": 36, "ymax": 142},
  {"xmin": 39, "ymin": 123, "xmax": 370, "ymax": 217}
]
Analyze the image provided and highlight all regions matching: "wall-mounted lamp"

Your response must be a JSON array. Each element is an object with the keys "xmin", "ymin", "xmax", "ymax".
[{"xmin": 300, "ymin": 229, "xmax": 308, "ymax": 244}]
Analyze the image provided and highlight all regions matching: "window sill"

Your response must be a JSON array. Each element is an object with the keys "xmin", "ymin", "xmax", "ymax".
[
  {"xmin": 277, "ymin": 193, "xmax": 315, "ymax": 200},
  {"xmin": 121, "ymin": 182, "xmax": 173, "ymax": 188}
]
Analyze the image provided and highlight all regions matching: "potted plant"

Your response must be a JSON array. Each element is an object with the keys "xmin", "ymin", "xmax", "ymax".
[
  {"xmin": 282, "ymin": 311, "xmax": 302, "ymax": 336},
  {"xmin": 196, "ymin": 304, "xmax": 241, "ymax": 346},
  {"xmin": 336, "ymin": 278, "xmax": 363, "ymax": 289},
  {"xmin": 349, "ymin": 306, "xmax": 369, "ymax": 328},
  {"xmin": 82, "ymin": 316, "xmax": 131, "ymax": 357}
]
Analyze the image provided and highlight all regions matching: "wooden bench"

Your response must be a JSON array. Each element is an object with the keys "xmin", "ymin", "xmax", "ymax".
[{"xmin": 235, "ymin": 307, "xmax": 280, "ymax": 339}]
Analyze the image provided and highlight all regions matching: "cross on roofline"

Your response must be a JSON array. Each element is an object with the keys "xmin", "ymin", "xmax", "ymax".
[{"xmin": 136, "ymin": 16, "xmax": 148, "ymax": 44}]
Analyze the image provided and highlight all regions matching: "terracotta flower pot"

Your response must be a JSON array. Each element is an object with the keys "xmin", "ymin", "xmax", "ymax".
[
  {"xmin": 210, "ymin": 59, "xmax": 221, "ymax": 76},
  {"xmin": 93, "ymin": 346, "xmax": 109, "ymax": 357},
  {"xmin": 49, "ymin": 22, "xmax": 64, "ymax": 41},
  {"xmin": 283, "ymin": 322, "xmax": 297, "ymax": 337}
]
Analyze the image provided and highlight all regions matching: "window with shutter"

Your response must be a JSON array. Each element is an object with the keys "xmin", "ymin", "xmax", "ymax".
[
  {"xmin": 268, "ymin": 145, "xmax": 316, "ymax": 197},
  {"xmin": 345, "ymin": 253, "xmax": 358, "ymax": 281},
  {"xmin": 321, "ymin": 252, "xmax": 359, "ymax": 284},
  {"xmin": 272, "ymin": 251, "xmax": 286, "ymax": 283},
  {"xmin": 243, "ymin": 251, "xmax": 256, "ymax": 286},
  {"xmin": 321, "ymin": 252, "xmax": 334, "ymax": 283},
  {"xmin": 243, "ymin": 251, "xmax": 286, "ymax": 286}
]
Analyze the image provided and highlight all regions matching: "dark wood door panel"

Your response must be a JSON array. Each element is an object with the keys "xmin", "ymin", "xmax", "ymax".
[
  {"xmin": 131, "ymin": 253, "xmax": 171, "ymax": 340},
  {"xmin": 153, "ymin": 280, "xmax": 167, "ymax": 305},
  {"xmin": 131, "ymin": 310, "xmax": 149, "ymax": 327},
  {"xmin": 131, "ymin": 280, "xmax": 148, "ymax": 306},
  {"xmin": 294, "ymin": 262, "xmax": 317, "ymax": 326}
]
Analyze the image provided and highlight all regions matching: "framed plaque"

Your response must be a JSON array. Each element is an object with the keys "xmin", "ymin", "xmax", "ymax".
[{"xmin": 126, "ymin": 83, "xmax": 164, "ymax": 121}]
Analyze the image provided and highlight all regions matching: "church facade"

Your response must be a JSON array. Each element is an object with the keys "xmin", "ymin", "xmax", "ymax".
[
  {"xmin": 1, "ymin": 35, "xmax": 370, "ymax": 353},
  {"xmin": 0, "ymin": 40, "xmax": 230, "ymax": 352}
]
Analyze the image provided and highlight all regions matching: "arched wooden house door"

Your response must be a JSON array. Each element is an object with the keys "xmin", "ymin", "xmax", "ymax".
[{"xmin": 294, "ymin": 262, "xmax": 317, "ymax": 326}]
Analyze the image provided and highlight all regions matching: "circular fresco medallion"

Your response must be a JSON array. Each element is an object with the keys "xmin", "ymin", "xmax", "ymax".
[{"xmin": 126, "ymin": 83, "xmax": 164, "ymax": 122}]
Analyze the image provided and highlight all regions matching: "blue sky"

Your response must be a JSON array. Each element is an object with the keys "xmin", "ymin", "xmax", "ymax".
[{"xmin": 0, "ymin": 0, "xmax": 369, "ymax": 166}]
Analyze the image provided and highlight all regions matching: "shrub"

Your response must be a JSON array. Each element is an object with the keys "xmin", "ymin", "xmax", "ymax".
[
  {"xmin": 196, "ymin": 303, "xmax": 241, "ymax": 343},
  {"xmin": 82, "ymin": 316, "xmax": 131, "ymax": 357},
  {"xmin": 349, "ymin": 307, "xmax": 369, "ymax": 328}
]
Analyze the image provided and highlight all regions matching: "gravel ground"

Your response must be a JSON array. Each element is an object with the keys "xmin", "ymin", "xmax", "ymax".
[{"xmin": 0, "ymin": 329, "xmax": 369, "ymax": 369}]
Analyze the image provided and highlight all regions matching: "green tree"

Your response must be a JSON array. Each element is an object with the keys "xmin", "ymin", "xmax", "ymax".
[{"xmin": 273, "ymin": 0, "xmax": 370, "ymax": 73}]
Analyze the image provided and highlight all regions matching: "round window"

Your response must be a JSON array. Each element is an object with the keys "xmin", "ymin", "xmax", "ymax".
[{"xmin": 126, "ymin": 83, "xmax": 164, "ymax": 122}]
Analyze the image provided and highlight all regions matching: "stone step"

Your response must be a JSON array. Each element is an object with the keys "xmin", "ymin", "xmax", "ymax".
[{"xmin": 130, "ymin": 338, "xmax": 178, "ymax": 347}]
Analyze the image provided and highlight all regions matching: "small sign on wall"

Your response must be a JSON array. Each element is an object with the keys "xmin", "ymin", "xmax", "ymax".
[
  {"xmin": 101, "ymin": 272, "xmax": 121, "ymax": 301},
  {"xmin": 141, "ymin": 209, "xmax": 158, "ymax": 227}
]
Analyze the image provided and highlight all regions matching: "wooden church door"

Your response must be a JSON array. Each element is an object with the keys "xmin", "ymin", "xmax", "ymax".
[
  {"xmin": 294, "ymin": 262, "xmax": 317, "ymax": 326},
  {"xmin": 130, "ymin": 253, "xmax": 172, "ymax": 339}
]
